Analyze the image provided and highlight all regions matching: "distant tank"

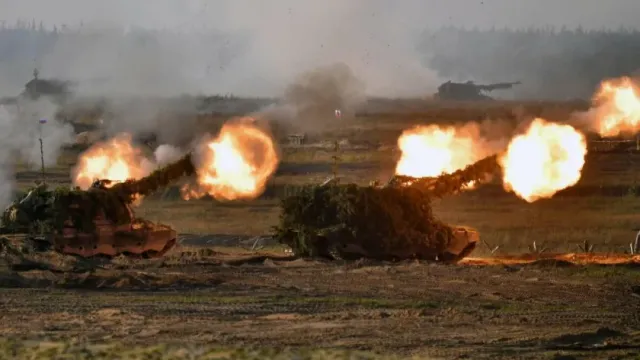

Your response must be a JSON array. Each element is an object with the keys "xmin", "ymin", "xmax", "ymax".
[
  {"xmin": 18, "ymin": 69, "xmax": 74, "ymax": 103},
  {"xmin": 0, "ymin": 153, "xmax": 195, "ymax": 258},
  {"xmin": 434, "ymin": 80, "xmax": 521, "ymax": 101}
]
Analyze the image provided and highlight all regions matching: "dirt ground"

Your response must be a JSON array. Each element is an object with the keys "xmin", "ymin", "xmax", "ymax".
[
  {"xmin": 4, "ymin": 103, "xmax": 640, "ymax": 359},
  {"xmin": 0, "ymin": 245, "xmax": 639, "ymax": 359}
]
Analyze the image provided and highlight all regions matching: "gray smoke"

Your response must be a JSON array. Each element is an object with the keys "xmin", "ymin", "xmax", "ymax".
[
  {"xmin": 0, "ymin": 0, "xmax": 638, "ymax": 100},
  {"xmin": 0, "ymin": 97, "xmax": 75, "ymax": 207},
  {"xmin": 154, "ymin": 143, "xmax": 184, "ymax": 166},
  {"xmin": 284, "ymin": 63, "xmax": 365, "ymax": 116},
  {"xmin": 256, "ymin": 62, "xmax": 366, "ymax": 134},
  {"xmin": 99, "ymin": 97, "xmax": 201, "ymax": 146},
  {"xmin": 0, "ymin": 0, "xmax": 443, "ymax": 99},
  {"xmin": 0, "ymin": 0, "xmax": 636, "ymax": 147}
]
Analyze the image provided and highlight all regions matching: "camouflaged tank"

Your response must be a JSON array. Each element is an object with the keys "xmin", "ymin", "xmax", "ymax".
[
  {"xmin": 273, "ymin": 155, "xmax": 499, "ymax": 263},
  {"xmin": 1, "ymin": 154, "xmax": 195, "ymax": 258}
]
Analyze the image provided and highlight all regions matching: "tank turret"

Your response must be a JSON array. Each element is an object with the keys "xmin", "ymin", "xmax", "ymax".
[{"xmin": 19, "ymin": 69, "xmax": 75, "ymax": 103}]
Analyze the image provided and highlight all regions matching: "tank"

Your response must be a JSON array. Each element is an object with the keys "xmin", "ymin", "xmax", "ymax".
[
  {"xmin": 274, "ymin": 155, "xmax": 499, "ymax": 263},
  {"xmin": 434, "ymin": 80, "xmax": 521, "ymax": 101},
  {"xmin": 20, "ymin": 69, "xmax": 74, "ymax": 103},
  {"xmin": 1, "ymin": 153, "xmax": 195, "ymax": 258}
]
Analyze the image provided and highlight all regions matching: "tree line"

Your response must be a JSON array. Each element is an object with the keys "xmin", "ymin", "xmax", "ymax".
[
  {"xmin": 419, "ymin": 27, "xmax": 640, "ymax": 99},
  {"xmin": 0, "ymin": 24, "xmax": 638, "ymax": 99}
]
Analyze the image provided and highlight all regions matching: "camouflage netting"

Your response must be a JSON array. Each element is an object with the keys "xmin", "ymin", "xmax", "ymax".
[
  {"xmin": 273, "ymin": 182, "xmax": 454, "ymax": 260},
  {"xmin": 273, "ymin": 155, "xmax": 500, "ymax": 261},
  {"xmin": 1, "ymin": 153, "xmax": 195, "ymax": 235}
]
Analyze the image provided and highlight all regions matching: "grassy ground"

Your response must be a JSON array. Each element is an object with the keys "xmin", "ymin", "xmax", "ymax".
[{"xmin": 0, "ymin": 245, "xmax": 639, "ymax": 359}]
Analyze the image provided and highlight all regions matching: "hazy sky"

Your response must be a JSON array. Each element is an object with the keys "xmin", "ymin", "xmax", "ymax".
[
  {"xmin": 0, "ymin": 0, "xmax": 637, "ymax": 98},
  {"xmin": 1, "ymin": 0, "xmax": 639, "ymax": 31}
]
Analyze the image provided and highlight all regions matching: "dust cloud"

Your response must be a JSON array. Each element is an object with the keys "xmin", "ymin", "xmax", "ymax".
[
  {"xmin": 0, "ymin": 0, "xmax": 442, "ymax": 99},
  {"xmin": 0, "ymin": 97, "xmax": 75, "ymax": 207}
]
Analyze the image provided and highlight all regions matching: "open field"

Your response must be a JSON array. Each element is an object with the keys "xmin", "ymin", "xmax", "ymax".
[
  {"xmin": 0, "ymin": 245, "xmax": 639, "ymax": 359},
  {"xmin": 4, "ymin": 102, "xmax": 640, "ymax": 359}
]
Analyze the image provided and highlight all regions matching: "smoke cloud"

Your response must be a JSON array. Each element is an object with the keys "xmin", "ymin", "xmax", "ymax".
[
  {"xmin": 250, "ymin": 62, "xmax": 366, "ymax": 135},
  {"xmin": 0, "ymin": 97, "xmax": 75, "ymax": 207},
  {"xmin": 154, "ymin": 144, "xmax": 184, "ymax": 166},
  {"xmin": 0, "ymin": 0, "xmax": 443, "ymax": 99},
  {"xmin": 0, "ymin": 0, "xmax": 638, "ymax": 101},
  {"xmin": 0, "ymin": 0, "xmax": 638, "ymax": 105}
]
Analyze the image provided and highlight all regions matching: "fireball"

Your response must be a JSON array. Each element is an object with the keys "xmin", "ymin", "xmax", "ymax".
[
  {"xmin": 72, "ymin": 133, "xmax": 155, "ymax": 190},
  {"xmin": 182, "ymin": 118, "xmax": 279, "ymax": 201},
  {"xmin": 499, "ymin": 118, "xmax": 587, "ymax": 202},
  {"xmin": 395, "ymin": 124, "xmax": 487, "ymax": 188},
  {"xmin": 593, "ymin": 77, "xmax": 640, "ymax": 137}
]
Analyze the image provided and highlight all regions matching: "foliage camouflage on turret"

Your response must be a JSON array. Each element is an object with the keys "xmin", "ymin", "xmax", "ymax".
[
  {"xmin": 1, "ymin": 153, "xmax": 195, "ymax": 235},
  {"xmin": 273, "ymin": 182, "xmax": 458, "ymax": 260},
  {"xmin": 273, "ymin": 155, "xmax": 500, "ymax": 260}
]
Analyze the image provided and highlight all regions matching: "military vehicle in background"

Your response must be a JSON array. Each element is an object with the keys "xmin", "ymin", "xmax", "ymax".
[
  {"xmin": 0, "ymin": 69, "xmax": 76, "ymax": 108},
  {"xmin": 19, "ymin": 69, "xmax": 76, "ymax": 106},
  {"xmin": 0, "ymin": 153, "xmax": 195, "ymax": 258},
  {"xmin": 434, "ymin": 80, "xmax": 521, "ymax": 101}
]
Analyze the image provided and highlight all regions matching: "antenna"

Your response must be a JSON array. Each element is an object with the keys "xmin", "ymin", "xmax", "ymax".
[
  {"xmin": 39, "ymin": 118, "xmax": 46, "ymax": 184},
  {"xmin": 33, "ymin": 66, "xmax": 46, "ymax": 184}
]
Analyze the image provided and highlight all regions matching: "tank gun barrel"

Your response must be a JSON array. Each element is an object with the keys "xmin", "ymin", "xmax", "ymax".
[
  {"xmin": 387, "ymin": 155, "xmax": 500, "ymax": 198},
  {"xmin": 477, "ymin": 81, "xmax": 521, "ymax": 92},
  {"xmin": 107, "ymin": 153, "xmax": 196, "ymax": 202}
]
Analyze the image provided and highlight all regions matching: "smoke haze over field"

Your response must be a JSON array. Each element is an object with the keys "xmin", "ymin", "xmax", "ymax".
[
  {"xmin": 4, "ymin": 0, "xmax": 640, "ymax": 34},
  {"xmin": 1, "ymin": 0, "xmax": 639, "ymax": 99},
  {"xmin": 0, "ymin": 98, "xmax": 75, "ymax": 207}
]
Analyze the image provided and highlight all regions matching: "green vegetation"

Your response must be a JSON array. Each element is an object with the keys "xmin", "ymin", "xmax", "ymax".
[{"xmin": 273, "ymin": 182, "xmax": 453, "ymax": 260}]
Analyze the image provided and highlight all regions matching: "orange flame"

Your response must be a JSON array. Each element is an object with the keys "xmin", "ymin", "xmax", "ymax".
[
  {"xmin": 499, "ymin": 118, "xmax": 587, "ymax": 202},
  {"xmin": 182, "ymin": 118, "xmax": 279, "ymax": 201},
  {"xmin": 72, "ymin": 133, "xmax": 155, "ymax": 190},
  {"xmin": 593, "ymin": 77, "xmax": 640, "ymax": 137},
  {"xmin": 395, "ymin": 124, "xmax": 491, "ymax": 187}
]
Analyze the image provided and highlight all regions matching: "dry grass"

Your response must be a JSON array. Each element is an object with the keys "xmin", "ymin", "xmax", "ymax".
[
  {"xmin": 434, "ymin": 194, "xmax": 640, "ymax": 254},
  {"xmin": 135, "ymin": 199, "xmax": 280, "ymax": 235},
  {"xmin": 1, "ymin": 249, "xmax": 638, "ymax": 359}
]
